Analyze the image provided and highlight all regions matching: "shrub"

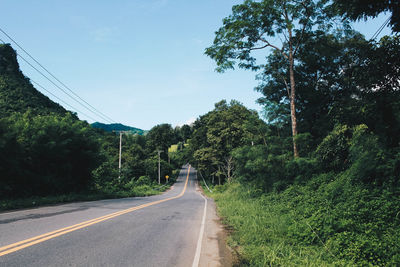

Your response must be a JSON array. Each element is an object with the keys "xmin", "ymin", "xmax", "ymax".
[
  {"xmin": 136, "ymin": 175, "xmax": 152, "ymax": 185},
  {"xmin": 294, "ymin": 132, "xmax": 314, "ymax": 157},
  {"xmin": 347, "ymin": 124, "xmax": 389, "ymax": 186},
  {"xmin": 315, "ymin": 124, "xmax": 352, "ymax": 172}
]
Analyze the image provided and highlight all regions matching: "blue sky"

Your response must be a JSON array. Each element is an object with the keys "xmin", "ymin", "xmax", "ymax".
[{"xmin": 0, "ymin": 0, "xmax": 392, "ymax": 129}]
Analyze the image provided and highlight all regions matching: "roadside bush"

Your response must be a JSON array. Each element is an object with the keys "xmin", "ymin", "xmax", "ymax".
[
  {"xmin": 281, "ymin": 172, "xmax": 400, "ymax": 265},
  {"xmin": 294, "ymin": 132, "xmax": 314, "ymax": 157},
  {"xmin": 232, "ymin": 145, "xmax": 289, "ymax": 191},
  {"xmin": 347, "ymin": 124, "xmax": 391, "ymax": 186},
  {"xmin": 136, "ymin": 175, "xmax": 152, "ymax": 185},
  {"xmin": 284, "ymin": 157, "xmax": 318, "ymax": 184},
  {"xmin": 315, "ymin": 124, "xmax": 352, "ymax": 172}
]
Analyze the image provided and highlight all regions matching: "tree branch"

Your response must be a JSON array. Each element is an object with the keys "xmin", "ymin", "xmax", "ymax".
[
  {"xmin": 249, "ymin": 44, "xmax": 270, "ymax": 51},
  {"xmin": 279, "ymin": 73, "xmax": 291, "ymax": 99},
  {"xmin": 260, "ymin": 38, "xmax": 289, "ymax": 59}
]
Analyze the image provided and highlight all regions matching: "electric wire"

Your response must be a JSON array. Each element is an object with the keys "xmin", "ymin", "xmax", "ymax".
[
  {"xmin": 1, "ymin": 37, "xmax": 98, "ymax": 121},
  {"xmin": 0, "ymin": 27, "xmax": 116, "ymax": 123},
  {"xmin": 0, "ymin": 27, "xmax": 115, "ymax": 123},
  {"xmin": 17, "ymin": 49, "xmax": 114, "ymax": 123},
  {"xmin": 0, "ymin": 37, "xmax": 110, "ymax": 123},
  {"xmin": 30, "ymin": 80, "xmax": 98, "ymax": 122},
  {"xmin": 371, "ymin": 17, "xmax": 390, "ymax": 40}
]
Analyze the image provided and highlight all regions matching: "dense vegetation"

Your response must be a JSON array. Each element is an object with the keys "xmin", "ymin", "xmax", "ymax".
[
  {"xmin": 0, "ymin": 43, "xmax": 189, "ymax": 209},
  {"xmin": 0, "ymin": 44, "xmax": 69, "ymax": 117},
  {"xmin": 187, "ymin": 0, "xmax": 400, "ymax": 265},
  {"xmin": 1, "ymin": 0, "xmax": 399, "ymax": 264}
]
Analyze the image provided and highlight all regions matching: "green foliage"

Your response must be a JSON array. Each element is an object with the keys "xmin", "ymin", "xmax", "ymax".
[
  {"xmin": 190, "ymin": 100, "xmax": 268, "ymax": 184},
  {"xmin": 233, "ymin": 144, "xmax": 318, "ymax": 192},
  {"xmin": 347, "ymin": 125, "xmax": 396, "ymax": 187},
  {"xmin": 0, "ymin": 44, "xmax": 70, "ymax": 117},
  {"xmin": 205, "ymin": 0, "xmax": 350, "ymax": 157},
  {"xmin": 91, "ymin": 126, "xmax": 184, "ymax": 191},
  {"xmin": 205, "ymin": 0, "xmax": 339, "ymax": 72},
  {"xmin": 315, "ymin": 124, "xmax": 352, "ymax": 172},
  {"xmin": 209, "ymin": 122, "xmax": 400, "ymax": 265},
  {"xmin": 0, "ymin": 44, "xmax": 189, "ymax": 207},
  {"xmin": 209, "ymin": 173, "xmax": 400, "ymax": 266},
  {"xmin": 0, "ymin": 112, "xmax": 101, "ymax": 198},
  {"xmin": 146, "ymin": 123, "xmax": 175, "ymax": 154},
  {"xmin": 210, "ymin": 183, "xmax": 349, "ymax": 266},
  {"xmin": 169, "ymin": 145, "xmax": 191, "ymax": 168},
  {"xmin": 200, "ymin": 3, "xmax": 400, "ymax": 266},
  {"xmin": 294, "ymin": 132, "xmax": 314, "ymax": 157},
  {"xmin": 332, "ymin": 0, "xmax": 400, "ymax": 32},
  {"xmin": 174, "ymin": 124, "xmax": 193, "ymax": 143},
  {"xmin": 91, "ymin": 122, "xmax": 147, "ymax": 135},
  {"xmin": 232, "ymin": 145, "xmax": 285, "ymax": 191}
]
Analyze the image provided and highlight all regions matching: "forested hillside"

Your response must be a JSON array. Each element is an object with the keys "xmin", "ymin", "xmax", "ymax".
[
  {"xmin": 187, "ymin": 0, "xmax": 400, "ymax": 265},
  {"xmin": 0, "ymin": 44, "xmax": 69, "ymax": 117},
  {"xmin": 91, "ymin": 122, "xmax": 147, "ymax": 135},
  {"xmin": 0, "ymin": 44, "xmax": 189, "ymax": 208}
]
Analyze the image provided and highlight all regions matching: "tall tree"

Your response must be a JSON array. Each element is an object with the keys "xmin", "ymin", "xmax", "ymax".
[
  {"xmin": 257, "ymin": 30, "xmax": 369, "ymax": 141},
  {"xmin": 190, "ymin": 100, "xmax": 267, "ymax": 184},
  {"xmin": 205, "ymin": 0, "xmax": 343, "ymax": 157},
  {"xmin": 146, "ymin": 123, "xmax": 175, "ymax": 157}
]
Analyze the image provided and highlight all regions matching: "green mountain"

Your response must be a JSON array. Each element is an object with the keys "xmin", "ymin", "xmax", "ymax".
[
  {"xmin": 91, "ymin": 122, "xmax": 147, "ymax": 135},
  {"xmin": 0, "ymin": 43, "xmax": 70, "ymax": 117}
]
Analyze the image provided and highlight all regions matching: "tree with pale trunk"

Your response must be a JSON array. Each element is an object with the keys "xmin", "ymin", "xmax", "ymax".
[{"xmin": 205, "ymin": 0, "xmax": 345, "ymax": 157}]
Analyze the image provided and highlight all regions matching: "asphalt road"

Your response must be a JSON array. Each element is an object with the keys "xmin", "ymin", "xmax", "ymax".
[{"xmin": 0, "ymin": 165, "xmax": 208, "ymax": 267}]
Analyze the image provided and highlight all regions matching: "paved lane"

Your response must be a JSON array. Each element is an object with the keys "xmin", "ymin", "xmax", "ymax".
[{"xmin": 0, "ymin": 165, "xmax": 207, "ymax": 267}]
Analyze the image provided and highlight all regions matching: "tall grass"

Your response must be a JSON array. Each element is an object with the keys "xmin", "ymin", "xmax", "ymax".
[{"xmin": 208, "ymin": 183, "xmax": 352, "ymax": 266}]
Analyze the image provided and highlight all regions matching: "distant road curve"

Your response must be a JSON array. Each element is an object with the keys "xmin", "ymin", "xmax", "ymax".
[{"xmin": 0, "ymin": 165, "xmax": 209, "ymax": 267}]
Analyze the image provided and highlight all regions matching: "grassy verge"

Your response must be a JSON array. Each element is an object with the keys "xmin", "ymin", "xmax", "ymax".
[
  {"xmin": 0, "ymin": 175, "xmax": 177, "ymax": 212},
  {"xmin": 203, "ymin": 182, "xmax": 352, "ymax": 266}
]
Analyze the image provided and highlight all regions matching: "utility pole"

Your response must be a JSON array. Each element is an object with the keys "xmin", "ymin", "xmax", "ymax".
[
  {"xmin": 119, "ymin": 132, "xmax": 122, "ymax": 179},
  {"xmin": 157, "ymin": 150, "xmax": 163, "ymax": 184},
  {"xmin": 114, "ymin": 130, "xmax": 130, "ymax": 180}
]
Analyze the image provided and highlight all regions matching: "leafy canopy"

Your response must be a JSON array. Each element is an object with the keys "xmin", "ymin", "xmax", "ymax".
[{"xmin": 205, "ymin": 0, "xmax": 338, "ymax": 72}]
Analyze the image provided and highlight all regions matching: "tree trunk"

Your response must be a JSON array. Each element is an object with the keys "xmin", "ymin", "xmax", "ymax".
[
  {"xmin": 226, "ymin": 156, "xmax": 233, "ymax": 183},
  {"xmin": 289, "ymin": 52, "xmax": 299, "ymax": 158}
]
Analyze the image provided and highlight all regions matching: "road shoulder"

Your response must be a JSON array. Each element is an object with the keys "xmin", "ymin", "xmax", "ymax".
[{"xmin": 197, "ymin": 186, "xmax": 234, "ymax": 267}]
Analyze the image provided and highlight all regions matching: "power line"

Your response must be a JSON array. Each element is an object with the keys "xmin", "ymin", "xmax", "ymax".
[
  {"xmin": 371, "ymin": 17, "xmax": 390, "ymax": 40},
  {"xmin": 0, "ymin": 27, "xmax": 116, "ymax": 123},
  {"xmin": 1, "ymin": 39, "xmax": 111, "ymax": 123},
  {"xmin": 30, "ymin": 80, "xmax": 98, "ymax": 122},
  {"xmin": 1, "ymin": 37, "xmax": 98, "ymax": 121},
  {"xmin": 17, "ymin": 49, "xmax": 114, "ymax": 123}
]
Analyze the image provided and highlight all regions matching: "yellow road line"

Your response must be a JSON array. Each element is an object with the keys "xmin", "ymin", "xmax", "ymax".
[{"xmin": 0, "ymin": 165, "xmax": 191, "ymax": 257}]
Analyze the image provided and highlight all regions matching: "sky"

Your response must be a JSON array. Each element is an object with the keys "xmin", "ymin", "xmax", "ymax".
[{"xmin": 0, "ymin": 0, "xmax": 393, "ymax": 130}]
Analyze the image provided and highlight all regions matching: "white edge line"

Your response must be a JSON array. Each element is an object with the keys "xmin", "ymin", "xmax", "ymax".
[
  {"xmin": 199, "ymin": 171, "xmax": 212, "ymax": 193},
  {"xmin": 192, "ymin": 181, "xmax": 207, "ymax": 267}
]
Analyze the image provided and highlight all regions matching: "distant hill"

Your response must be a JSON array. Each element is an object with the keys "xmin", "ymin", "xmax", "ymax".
[
  {"xmin": 91, "ymin": 122, "xmax": 147, "ymax": 135},
  {"xmin": 0, "ymin": 44, "xmax": 70, "ymax": 117}
]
